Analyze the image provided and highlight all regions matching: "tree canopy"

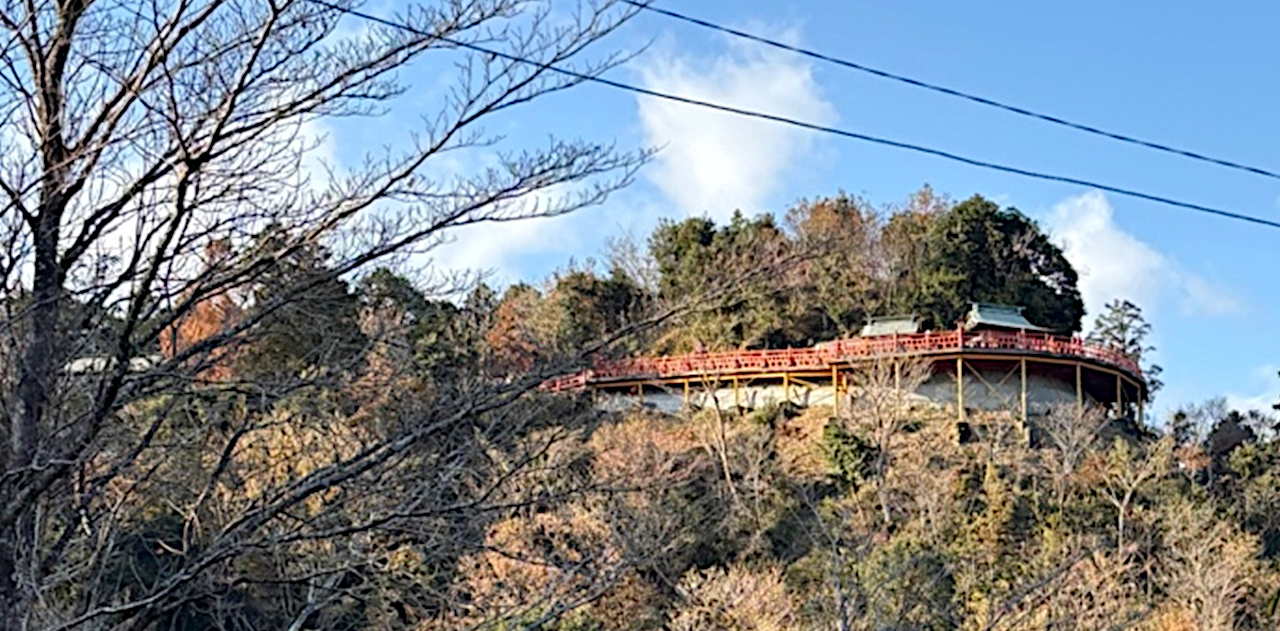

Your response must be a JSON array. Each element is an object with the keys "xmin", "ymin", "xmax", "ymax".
[
  {"xmin": 909, "ymin": 195, "xmax": 1084, "ymax": 332},
  {"xmin": 1088, "ymin": 299, "xmax": 1164, "ymax": 399},
  {"xmin": 632, "ymin": 189, "xmax": 1088, "ymax": 353}
]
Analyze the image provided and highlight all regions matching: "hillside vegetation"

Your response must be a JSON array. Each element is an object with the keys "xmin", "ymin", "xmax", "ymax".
[
  {"xmin": 449, "ymin": 398, "xmax": 1280, "ymax": 631},
  {"xmin": 9, "ymin": 186, "xmax": 1277, "ymax": 630}
]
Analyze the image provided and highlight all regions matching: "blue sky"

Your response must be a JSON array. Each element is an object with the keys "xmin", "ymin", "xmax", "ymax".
[{"xmin": 324, "ymin": 1, "xmax": 1280, "ymax": 419}]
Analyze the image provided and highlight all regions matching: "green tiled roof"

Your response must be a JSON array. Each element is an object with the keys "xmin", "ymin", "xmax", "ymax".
[
  {"xmin": 859, "ymin": 315, "xmax": 921, "ymax": 337},
  {"xmin": 963, "ymin": 303, "xmax": 1050, "ymax": 332}
]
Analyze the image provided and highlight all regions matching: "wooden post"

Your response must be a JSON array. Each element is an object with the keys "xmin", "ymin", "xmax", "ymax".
[
  {"xmin": 1020, "ymin": 357, "xmax": 1029, "ymax": 446},
  {"xmin": 683, "ymin": 380, "xmax": 690, "ymax": 409},
  {"xmin": 894, "ymin": 359, "xmax": 901, "ymax": 392},
  {"xmin": 1115, "ymin": 374, "xmax": 1122, "ymax": 418},
  {"xmin": 1020, "ymin": 357, "xmax": 1028, "ymax": 425},
  {"xmin": 783, "ymin": 372, "xmax": 791, "ymax": 405},
  {"xmin": 832, "ymin": 364, "xmax": 839, "ymax": 416},
  {"xmin": 733, "ymin": 376, "xmax": 740, "ymax": 410},
  {"xmin": 956, "ymin": 357, "xmax": 966, "ymax": 423},
  {"xmin": 1075, "ymin": 363, "xmax": 1083, "ymax": 421},
  {"xmin": 637, "ymin": 384, "xmax": 644, "ymax": 406}
]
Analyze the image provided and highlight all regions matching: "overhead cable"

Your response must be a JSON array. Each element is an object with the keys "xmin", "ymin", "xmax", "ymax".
[
  {"xmin": 624, "ymin": 0, "xmax": 1280, "ymax": 183},
  {"xmin": 310, "ymin": 0, "xmax": 1280, "ymax": 230}
]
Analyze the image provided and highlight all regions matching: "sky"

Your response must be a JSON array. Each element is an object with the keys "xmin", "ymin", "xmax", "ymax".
[{"xmin": 322, "ymin": 1, "xmax": 1280, "ymax": 420}]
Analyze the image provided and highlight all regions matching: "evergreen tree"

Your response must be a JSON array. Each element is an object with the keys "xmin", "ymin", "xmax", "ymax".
[
  {"xmin": 1088, "ymin": 299, "xmax": 1164, "ymax": 398},
  {"xmin": 649, "ymin": 212, "xmax": 795, "ymax": 350},
  {"xmin": 358, "ymin": 268, "xmax": 487, "ymax": 383},
  {"xmin": 910, "ymin": 195, "xmax": 1085, "ymax": 332},
  {"xmin": 237, "ymin": 226, "xmax": 367, "ymax": 381},
  {"xmin": 547, "ymin": 268, "xmax": 647, "ymax": 353}
]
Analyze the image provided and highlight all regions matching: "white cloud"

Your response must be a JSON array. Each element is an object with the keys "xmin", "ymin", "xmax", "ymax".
[
  {"xmin": 298, "ymin": 118, "xmax": 341, "ymax": 190},
  {"xmin": 1047, "ymin": 191, "xmax": 1243, "ymax": 319},
  {"xmin": 426, "ymin": 177, "xmax": 648, "ymax": 283},
  {"xmin": 635, "ymin": 27, "xmax": 836, "ymax": 219},
  {"xmin": 1225, "ymin": 364, "xmax": 1280, "ymax": 414},
  {"xmin": 430, "ymin": 210, "xmax": 583, "ymax": 282}
]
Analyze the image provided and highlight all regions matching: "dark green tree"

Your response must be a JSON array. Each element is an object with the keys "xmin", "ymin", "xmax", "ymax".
[
  {"xmin": 649, "ymin": 212, "xmax": 795, "ymax": 350},
  {"xmin": 1087, "ymin": 299, "xmax": 1163, "ymax": 398},
  {"xmin": 547, "ymin": 268, "xmax": 647, "ymax": 354},
  {"xmin": 910, "ymin": 196, "xmax": 1084, "ymax": 333},
  {"xmin": 358, "ymin": 268, "xmax": 485, "ymax": 383},
  {"xmin": 237, "ymin": 227, "xmax": 366, "ymax": 382}
]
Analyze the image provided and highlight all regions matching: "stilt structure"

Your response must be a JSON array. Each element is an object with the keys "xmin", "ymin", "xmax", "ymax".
[{"xmin": 545, "ymin": 304, "xmax": 1147, "ymax": 431}]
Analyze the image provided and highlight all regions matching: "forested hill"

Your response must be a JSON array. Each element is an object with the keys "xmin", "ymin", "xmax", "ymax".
[
  {"xmin": 8, "ymin": 1, "xmax": 1276, "ymax": 627},
  {"xmin": 14, "ymin": 186, "xmax": 1280, "ymax": 630},
  {"xmin": 158, "ymin": 188, "xmax": 1278, "ymax": 629},
  {"xmin": 479, "ymin": 188, "xmax": 1087, "ymax": 368}
]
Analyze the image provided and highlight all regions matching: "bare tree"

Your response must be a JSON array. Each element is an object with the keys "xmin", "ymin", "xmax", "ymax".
[
  {"xmin": 0, "ymin": 0, "xmax": 650, "ymax": 627},
  {"xmin": 1039, "ymin": 406, "xmax": 1109, "ymax": 509},
  {"xmin": 1099, "ymin": 437, "xmax": 1174, "ymax": 554},
  {"xmin": 1158, "ymin": 499, "xmax": 1262, "ymax": 631},
  {"xmin": 840, "ymin": 356, "xmax": 932, "ymax": 528},
  {"xmin": 669, "ymin": 564, "xmax": 796, "ymax": 631}
]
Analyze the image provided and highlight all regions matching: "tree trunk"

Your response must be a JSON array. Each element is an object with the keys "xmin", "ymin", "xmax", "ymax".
[
  {"xmin": 2, "ymin": 25, "xmax": 73, "ymax": 614},
  {"xmin": 2, "ymin": 212, "xmax": 63, "ymax": 630}
]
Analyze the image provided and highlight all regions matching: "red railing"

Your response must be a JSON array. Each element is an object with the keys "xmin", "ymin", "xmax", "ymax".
[{"xmin": 544, "ymin": 329, "xmax": 1142, "ymax": 392}]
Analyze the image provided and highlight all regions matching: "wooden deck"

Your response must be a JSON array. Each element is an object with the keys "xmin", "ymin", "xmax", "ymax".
[{"xmin": 545, "ymin": 329, "xmax": 1143, "ymax": 392}]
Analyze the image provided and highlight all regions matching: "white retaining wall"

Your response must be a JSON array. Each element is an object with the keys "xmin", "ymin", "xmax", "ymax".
[{"xmin": 594, "ymin": 365, "xmax": 1094, "ymax": 415}]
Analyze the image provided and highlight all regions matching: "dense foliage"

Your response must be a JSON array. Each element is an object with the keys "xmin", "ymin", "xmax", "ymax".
[
  {"xmin": 10, "ymin": 158, "xmax": 1272, "ymax": 630},
  {"xmin": 484, "ymin": 188, "xmax": 1088, "ymax": 360}
]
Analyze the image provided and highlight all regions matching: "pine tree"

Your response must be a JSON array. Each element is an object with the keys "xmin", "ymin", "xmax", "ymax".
[{"xmin": 1088, "ymin": 299, "xmax": 1163, "ymax": 398}]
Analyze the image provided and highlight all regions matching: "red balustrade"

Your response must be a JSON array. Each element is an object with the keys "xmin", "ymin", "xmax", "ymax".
[{"xmin": 543, "ymin": 328, "xmax": 1143, "ymax": 392}]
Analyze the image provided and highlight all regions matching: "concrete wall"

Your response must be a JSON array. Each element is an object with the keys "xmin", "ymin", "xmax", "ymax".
[
  {"xmin": 594, "ymin": 363, "xmax": 1095, "ymax": 416},
  {"xmin": 595, "ymin": 383, "xmax": 839, "ymax": 414},
  {"xmin": 917, "ymin": 369, "xmax": 1089, "ymax": 416}
]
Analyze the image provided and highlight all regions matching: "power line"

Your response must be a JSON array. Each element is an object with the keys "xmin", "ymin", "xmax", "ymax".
[
  {"xmin": 310, "ymin": 1, "xmax": 1280, "ymax": 230},
  {"xmin": 624, "ymin": 0, "xmax": 1280, "ymax": 184}
]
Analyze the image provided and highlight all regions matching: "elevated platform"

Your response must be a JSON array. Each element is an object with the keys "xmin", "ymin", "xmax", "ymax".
[{"xmin": 547, "ymin": 329, "xmax": 1147, "ymax": 422}]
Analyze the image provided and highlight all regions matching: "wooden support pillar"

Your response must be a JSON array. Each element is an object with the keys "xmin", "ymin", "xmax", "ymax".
[
  {"xmin": 1139, "ymin": 397, "xmax": 1145, "ymax": 426},
  {"xmin": 783, "ymin": 372, "xmax": 791, "ymax": 405},
  {"xmin": 894, "ymin": 359, "xmax": 901, "ymax": 393},
  {"xmin": 956, "ymin": 357, "xmax": 966, "ymax": 423},
  {"xmin": 683, "ymin": 380, "xmax": 690, "ymax": 409},
  {"xmin": 1115, "ymin": 374, "xmax": 1122, "ymax": 418},
  {"xmin": 1020, "ymin": 358, "xmax": 1030, "ymax": 446},
  {"xmin": 1020, "ymin": 357, "xmax": 1028, "ymax": 424},
  {"xmin": 1075, "ymin": 363, "xmax": 1083, "ymax": 421},
  {"xmin": 732, "ymin": 376, "xmax": 740, "ymax": 410},
  {"xmin": 832, "ymin": 365, "xmax": 840, "ymax": 416},
  {"xmin": 637, "ymin": 384, "xmax": 644, "ymax": 406}
]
